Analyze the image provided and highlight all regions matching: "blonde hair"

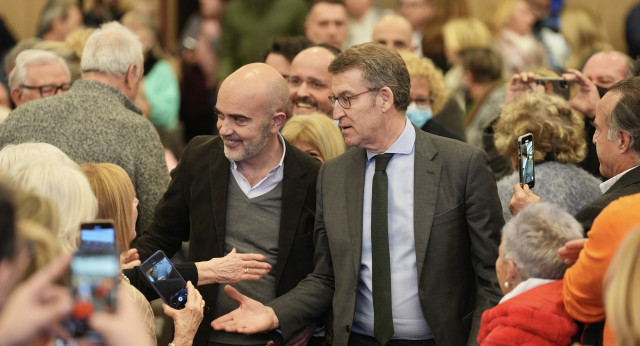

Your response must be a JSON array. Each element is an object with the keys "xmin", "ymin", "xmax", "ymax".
[
  {"xmin": 81, "ymin": 163, "xmax": 136, "ymax": 254},
  {"xmin": 489, "ymin": 0, "xmax": 518, "ymax": 36},
  {"xmin": 605, "ymin": 227, "xmax": 640, "ymax": 346},
  {"xmin": 561, "ymin": 7, "xmax": 613, "ymax": 70},
  {"xmin": 65, "ymin": 27, "xmax": 97, "ymax": 61},
  {"xmin": 494, "ymin": 92, "xmax": 586, "ymax": 163},
  {"xmin": 399, "ymin": 50, "xmax": 449, "ymax": 115},
  {"xmin": 14, "ymin": 191, "xmax": 59, "ymax": 237},
  {"xmin": 6, "ymin": 160, "xmax": 98, "ymax": 253},
  {"xmin": 15, "ymin": 220, "xmax": 60, "ymax": 282},
  {"xmin": 443, "ymin": 17, "xmax": 492, "ymax": 53},
  {"xmin": 281, "ymin": 113, "xmax": 345, "ymax": 162}
]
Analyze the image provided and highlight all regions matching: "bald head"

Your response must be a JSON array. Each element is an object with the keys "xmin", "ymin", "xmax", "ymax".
[
  {"xmin": 221, "ymin": 63, "xmax": 289, "ymax": 115},
  {"xmin": 583, "ymin": 51, "xmax": 631, "ymax": 88},
  {"xmin": 216, "ymin": 63, "xmax": 288, "ymax": 163},
  {"xmin": 372, "ymin": 14, "xmax": 415, "ymax": 52},
  {"xmin": 289, "ymin": 46, "xmax": 336, "ymax": 115}
]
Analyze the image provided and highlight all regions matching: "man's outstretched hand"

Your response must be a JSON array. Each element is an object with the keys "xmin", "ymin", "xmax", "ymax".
[{"xmin": 211, "ymin": 285, "xmax": 279, "ymax": 334}]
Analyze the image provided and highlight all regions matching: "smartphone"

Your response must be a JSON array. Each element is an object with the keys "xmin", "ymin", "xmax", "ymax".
[
  {"xmin": 140, "ymin": 250, "xmax": 188, "ymax": 310},
  {"xmin": 533, "ymin": 77, "xmax": 572, "ymax": 100},
  {"xmin": 80, "ymin": 220, "xmax": 115, "ymax": 251},
  {"xmin": 518, "ymin": 133, "xmax": 535, "ymax": 189},
  {"xmin": 66, "ymin": 251, "xmax": 120, "ymax": 340}
]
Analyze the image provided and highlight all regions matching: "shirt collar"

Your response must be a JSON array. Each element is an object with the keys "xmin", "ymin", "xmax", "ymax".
[
  {"xmin": 499, "ymin": 278, "xmax": 556, "ymax": 303},
  {"xmin": 366, "ymin": 119, "xmax": 415, "ymax": 160},
  {"xmin": 230, "ymin": 133, "xmax": 286, "ymax": 172},
  {"xmin": 600, "ymin": 165, "xmax": 638, "ymax": 194}
]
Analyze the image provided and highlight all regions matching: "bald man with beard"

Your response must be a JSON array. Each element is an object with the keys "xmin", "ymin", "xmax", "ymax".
[{"xmin": 132, "ymin": 63, "xmax": 324, "ymax": 345}]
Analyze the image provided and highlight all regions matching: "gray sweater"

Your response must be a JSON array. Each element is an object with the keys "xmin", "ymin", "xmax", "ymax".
[
  {"xmin": 0, "ymin": 80, "xmax": 169, "ymax": 232},
  {"xmin": 497, "ymin": 161, "xmax": 602, "ymax": 222}
]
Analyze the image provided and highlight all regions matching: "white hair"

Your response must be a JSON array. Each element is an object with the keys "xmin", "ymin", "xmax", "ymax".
[
  {"xmin": 81, "ymin": 21, "xmax": 144, "ymax": 78},
  {"xmin": 8, "ymin": 49, "xmax": 71, "ymax": 89},
  {"xmin": 6, "ymin": 160, "xmax": 98, "ymax": 253},
  {"xmin": 501, "ymin": 202, "xmax": 583, "ymax": 280},
  {"xmin": 0, "ymin": 143, "xmax": 76, "ymax": 171}
]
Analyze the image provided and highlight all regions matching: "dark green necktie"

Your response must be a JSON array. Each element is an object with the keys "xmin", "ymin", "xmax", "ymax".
[{"xmin": 371, "ymin": 153, "xmax": 394, "ymax": 346}]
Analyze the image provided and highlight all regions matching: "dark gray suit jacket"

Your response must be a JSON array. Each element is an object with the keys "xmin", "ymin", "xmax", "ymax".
[{"xmin": 270, "ymin": 128, "xmax": 504, "ymax": 345}]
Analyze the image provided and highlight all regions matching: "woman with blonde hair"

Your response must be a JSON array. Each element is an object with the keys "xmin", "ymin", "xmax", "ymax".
[
  {"xmin": 493, "ymin": 92, "xmax": 601, "ymax": 222},
  {"xmin": 80, "ymin": 163, "xmax": 138, "ymax": 255},
  {"xmin": 281, "ymin": 113, "xmax": 345, "ymax": 162},
  {"xmin": 442, "ymin": 17, "xmax": 493, "ymax": 107}
]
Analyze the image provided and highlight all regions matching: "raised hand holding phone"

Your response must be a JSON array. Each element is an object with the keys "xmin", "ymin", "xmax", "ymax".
[{"xmin": 140, "ymin": 250, "xmax": 188, "ymax": 310}]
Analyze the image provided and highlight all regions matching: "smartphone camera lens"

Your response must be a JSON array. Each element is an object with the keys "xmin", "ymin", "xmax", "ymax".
[{"xmin": 559, "ymin": 80, "xmax": 568, "ymax": 89}]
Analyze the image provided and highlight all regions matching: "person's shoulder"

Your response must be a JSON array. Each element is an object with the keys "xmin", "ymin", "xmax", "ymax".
[
  {"xmin": 417, "ymin": 129, "xmax": 480, "ymax": 156},
  {"xmin": 184, "ymin": 135, "xmax": 223, "ymax": 154},
  {"xmin": 284, "ymin": 140, "xmax": 322, "ymax": 174}
]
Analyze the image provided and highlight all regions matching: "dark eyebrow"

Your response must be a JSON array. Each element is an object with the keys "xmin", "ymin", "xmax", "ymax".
[{"xmin": 214, "ymin": 107, "xmax": 251, "ymax": 121}]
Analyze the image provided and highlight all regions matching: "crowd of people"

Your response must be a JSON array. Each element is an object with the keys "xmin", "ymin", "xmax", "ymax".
[{"xmin": 1, "ymin": 0, "xmax": 640, "ymax": 345}]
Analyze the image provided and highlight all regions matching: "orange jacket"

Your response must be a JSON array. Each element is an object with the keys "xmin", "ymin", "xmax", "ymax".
[{"xmin": 563, "ymin": 193, "xmax": 640, "ymax": 345}]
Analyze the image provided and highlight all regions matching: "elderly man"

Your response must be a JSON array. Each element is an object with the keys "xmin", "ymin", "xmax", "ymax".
[
  {"xmin": 305, "ymin": 0, "xmax": 349, "ymax": 50},
  {"xmin": 510, "ymin": 54, "xmax": 639, "ymax": 233},
  {"xmin": 131, "ymin": 63, "xmax": 323, "ymax": 345},
  {"xmin": 8, "ymin": 49, "xmax": 71, "ymax": 107},
  {"xmin": 372, "ymin": 14, "xmax": 417, "ymax": 53},
  {"xmin": 0, "ymin": 22, "xmax": 168, "ymax": 234},
  {"xmin": 212, "ymin": 43, "xmax": 504, "ymax": 346},
  {"xmin": 288, "ymin": 45, "xmax": 339, "ymax": 116}
]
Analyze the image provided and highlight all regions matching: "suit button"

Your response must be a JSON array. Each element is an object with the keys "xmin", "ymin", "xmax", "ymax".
[{"xmin": 346, "ymin": 325, "xmax": 351, "ymax": 333}]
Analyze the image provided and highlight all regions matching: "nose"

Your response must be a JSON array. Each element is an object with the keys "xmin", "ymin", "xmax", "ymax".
[
  {"xmin": 297, "ymin": 81, "xmax": 311, "ymax": 97},
  {"xmin": 332, "ymin": 101, "xmax": 345, "ymax": 121},
  {"xmin": 217, "ymin": 116, "xmax": 233, "ymax": 136}
]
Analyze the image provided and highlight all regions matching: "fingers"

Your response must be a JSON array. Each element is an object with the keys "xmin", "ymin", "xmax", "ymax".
[
  {"xmin": 27, "ymin": 253, "xmax": 71, "ymax": 290},
  {"xmin": 162, "ymin": 303, "xmax": 176, "ymax": 318},
  {"xmin": 223, "ymin": 285, "xmax": 244, "ymax": 303}
]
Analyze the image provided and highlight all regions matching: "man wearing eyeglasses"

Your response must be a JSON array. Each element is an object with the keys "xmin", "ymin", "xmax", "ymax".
[
  {"xmin": 212, "ymin": 43, "xmax": 504, "ymax": 346},
  {"xmin": 288, "ymin": 45, "xmax": 339, "ymax": 117},
  {"xmin": 8, "ymin": 49, "xmax": 71, "ymax": 107}
]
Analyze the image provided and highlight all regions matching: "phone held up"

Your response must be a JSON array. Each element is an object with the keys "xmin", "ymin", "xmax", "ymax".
[
  {"xmin": 140, "ymin": 250, "xmax": 188, "ymax": 310},
  {"xmin": 518, "ymin": 133, "xmax": 535, "ymax": 189},
  {"xmin": 64, "ymin": 220, "xmax": 120, "ymax": 342},
  {"xmin": 532, "ymin": 77, "xmax": 573, "ymax": 100}
]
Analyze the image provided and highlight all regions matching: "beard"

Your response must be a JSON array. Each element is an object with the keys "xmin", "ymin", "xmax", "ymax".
[{"xmin": 222, "ymin": 120, "xmax": 271, "ymax": 162}]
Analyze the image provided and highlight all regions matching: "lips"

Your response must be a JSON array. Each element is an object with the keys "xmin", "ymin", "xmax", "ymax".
[
  {"xmin": 292, "ymin": 97, "xmax": 317, "ymax": 112},
  {"xmin": 222, "ymin": 136, "xmax": 242, "ymax": 148}
]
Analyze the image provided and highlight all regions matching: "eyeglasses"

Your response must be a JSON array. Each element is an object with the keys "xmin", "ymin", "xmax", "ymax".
[
  {"xmin": 328, "ymin": 89, "xmax": 378, "ymax": 109},
  {"xmin": 20, "ymin": 83, "xmax": 72, "ymax": 97},
  {"xmin": 410, "ymin": 95, "xmax": 434, "ymax": 106},
  {"xmin": 288, "ymin": 76, "xmax": 329, "ymax": 90}
]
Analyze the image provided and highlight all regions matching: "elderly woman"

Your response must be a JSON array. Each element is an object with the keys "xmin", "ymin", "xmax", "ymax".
[
  {"xmin": 399, "ymin": 50, "xmax": 464, "ymax": 141},
  {"xmin": 281, "ymin": 113, "xmax": 345, "ymax": 163},
  {"xmin": 494, "ymin": 91, "xmax": 602, "ymax": 222},
  {"xmin": 478, "ymin": 202, "xmax": 581, "ymax": 345}
]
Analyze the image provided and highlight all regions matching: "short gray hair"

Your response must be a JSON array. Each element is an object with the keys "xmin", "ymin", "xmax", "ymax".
[
  {"xmin": 81, "ymin": 21, "xmax": 143, "ymax": 78},
  {"xmin": 501, "ymin": 202, "xmax": 583, "ymax": 280},
  {"xmin": 606, "ymin": 77, "xmax": 640, "ymax": 158},
  {"xmin": 8, "ymin": 49, "xmax": 70, "ymax": 89},
  {"xmin": 0, "ymin": 143, "xmax": 76, "ymax": 171}
]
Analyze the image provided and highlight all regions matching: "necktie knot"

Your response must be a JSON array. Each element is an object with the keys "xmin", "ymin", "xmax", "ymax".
[{"xmin": 374, "ymin": 153, "xmax": 394, "ymax": 171}]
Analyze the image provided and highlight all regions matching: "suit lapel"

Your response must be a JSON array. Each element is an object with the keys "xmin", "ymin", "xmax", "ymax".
[
  {"xmin": 413, "ymin": 130, "xmax": 441, "ymax": 280},
  {"xmin": 209, "ymin": 138, "xmax": 230, "ymax": 256},
  {"xmin": 345, "ymin": 149, "xmax": 367, "ymax": 277},
  {"xmin": 275, "ymin": 143, "xmax": 308, "ymax": 285}
]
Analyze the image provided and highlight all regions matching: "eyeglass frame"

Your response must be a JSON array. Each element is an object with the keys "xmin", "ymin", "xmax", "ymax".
[
  {"xmin": 20, "ymin": 83, "xmax": 72, "ymax": 97},
  {"xmin": 328, "ymin": 88, "xmax": 379, "ymax": 109},
  {"xmin": 409, "ymin": 95, "xmax": 435, "ymax": 107}
]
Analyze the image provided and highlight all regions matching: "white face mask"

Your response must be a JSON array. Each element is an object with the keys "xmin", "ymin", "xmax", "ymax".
[{"xmin": 406, "ymin": 102, "xmax": 433, "ymax": 128}]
